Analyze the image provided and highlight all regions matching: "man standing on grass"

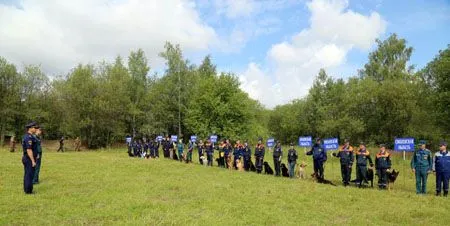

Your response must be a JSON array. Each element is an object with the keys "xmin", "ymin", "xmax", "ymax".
[
  {"xmin": 223, "ymin": 139, "xmax": 232, "ymax": 168},
  {"xmin": 163, "ymin": 136, "xmax": 171, "ymax": 158},
  {"xmin": 22, "ymin": 122, "xmax": 38, "ymax": 194},
  {"xmin": 57, "ymin": 136, "xmax": 64, "ymax": 152},
  {"xmin": 375, "ymin": 144, "xmax": 391, "ymax": 190},
  {"xmin": 433, "ymin": 141, "xmax": 450, "ymax": 197},
  {"xmin": 177, "ymin": 139, "xmax": 184, "ymax": 162},
  {"xmin": 287, "ymin": 143, "xmax": 298, "ymax": 178},
  {"xmin": 198, "ymin": 140, "xmax": 205, "ymax": 165},
  {"xmin": 242, "ymin": 141, "xmax": 251, "ymax": 171},
  {"xmin": 411, "ymin": 140, "xmax": 432, "ymax": 194},
  {"xmin": 233, "ymin": 140, "xmax": 243, "ymax": 169},
  {"xmin": 333, "ymin": 139, "xmax": 354, "ymax": 186},
  {"xmin": 306, "ymin": 138, "xmax": 326, "ymax": 180},
  {"xmin": 206, "ymin": 139, "xmax": 214, "ymax": 166},
  {"xmin": 273, "ymin": 141, "xmax": 282, "ymax": 176},
  {"xmin": 10, "ymin": 135, "xmax": 16, "ymax": 152},
  {"xmin": 354, "ymin": 142, "xmax": 373, "ymax": 188},
  {"xmin": 186, "ymin": 139, "xmax": 194, "ymax": 163},
  {"xmin": 254, "ymin": 138, "xmax": 265, "ymax": 174},
  {"xmin": 33, "ymin": 126, "xmax": 43, "ymax": 184}
]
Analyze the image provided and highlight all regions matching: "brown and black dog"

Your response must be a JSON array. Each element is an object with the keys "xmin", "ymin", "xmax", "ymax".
[{"xmin": 387, "ymin": 169, "xmax": 400, "ymax": 190}]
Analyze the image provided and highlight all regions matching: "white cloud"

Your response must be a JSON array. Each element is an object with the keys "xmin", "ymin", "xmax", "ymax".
[
  {"xmin": 0, "ymin": 0, "xmax": 217, "ymax": 73},
  {"xmin": 240, "ymin": 0, "xmax": 386, "ymax": 108},
  {"xmin": 213, "ymin": 0, "xmax": 256, "ymax": 19}
]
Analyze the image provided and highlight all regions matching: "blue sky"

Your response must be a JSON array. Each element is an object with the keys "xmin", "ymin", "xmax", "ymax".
[{"xmin": 0, "ymin": 0, "xmax": 449, "ymax": 107}]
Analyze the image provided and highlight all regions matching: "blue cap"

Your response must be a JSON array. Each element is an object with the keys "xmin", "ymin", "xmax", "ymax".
[
  {"xmin": 25, "ymin": 121, "xmax": 37, "ymax": 129},
  {"xmin": 440, "ymin": 141, "xmax": 448, "ymax": 147},
  {"xmin": 418, "ymin": 140, "xmax": 427, "ymax": 145}
]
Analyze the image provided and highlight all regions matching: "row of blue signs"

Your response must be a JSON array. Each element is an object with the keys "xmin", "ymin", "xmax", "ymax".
[{"xmin": 155, "ymin": 135, "xmax": 416, "ymax": 152}]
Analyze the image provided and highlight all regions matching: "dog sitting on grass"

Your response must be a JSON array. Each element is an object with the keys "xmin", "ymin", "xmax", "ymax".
[
  {"xmin": 226, "ymin": 156, "xmax": 233, "ymax": 170},
  {"xmin": 263, "ymin": 161, "xmax": 274, "ymax": 175},
  {"xmin": 281, "ymin": 163, "xmax": 289, "ymax": 177},
  {"xmin": 296, "ymin": 162, "xmax": 307, "ymax": 179},
  {"xmin": 236, "ymin": 159, "xmax": 244, "ymax": 172},
  {"xmin": 199, "ymin": 156, "xmax": 208, "ymax": 166}
]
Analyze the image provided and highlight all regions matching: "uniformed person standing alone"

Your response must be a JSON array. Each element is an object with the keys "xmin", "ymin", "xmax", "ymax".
[
  {"xmin": 22, "ymin": 122, "xmax": 38, "ymax": 194},
  {"xmin": 254, "ymin": 138, "xmax": 265, "ymax": 174},
  {"xmin": 273, "ymin": 141, "xmax": 282, "ymax": 176},
  {"xmin": 411, "ymin": 140, "xmax": 432, "ymax": 194},
  {"xmin": 287, "ymin": 143, "xmax": 298, "ymax": 178},
  {"xmin": 33, "ymin": 126, "xmax": 43, "ymax": 184},
  {"xmin": 333, "ymin": 139, "xmax": 354, "ymax": 186}
]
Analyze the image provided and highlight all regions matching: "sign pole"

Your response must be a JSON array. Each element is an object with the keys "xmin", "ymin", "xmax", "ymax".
[{"xmin": 403, "ymin": 150, "xmax": 405, "ymax": 161}]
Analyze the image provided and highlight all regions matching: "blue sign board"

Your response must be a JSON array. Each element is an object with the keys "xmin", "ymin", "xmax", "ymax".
[
  {"xmin": 210, "ymin": 135, "xmax": 218, "ymax": 143},
  {"xmin": 190, "ymin": 135, "xmax": 197, "ymax": 142},
  {"xmin": 298, "ymin": 136, "xmax": 312, "ymax": 147},
  {"xmin": 171, "ymin": 135, "xmax": 178, "ymax": 142},
  {"xmin": 267, "ymin": 138, "xmax": 275, "ymax": 147},
  {"xmin": 156, "ymin": 136, "xmax": 163, "ymax": 142},
  {"xmin": 323, "ymin": 138, "xmax": 339, "ymax": 151},
  {"xmin": 394, "ymin": 138, "xmax": 415, "ymax": 152}
]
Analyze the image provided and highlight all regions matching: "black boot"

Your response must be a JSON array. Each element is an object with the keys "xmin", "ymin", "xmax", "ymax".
[
  {"xmin": 444, "ymin": 191, "xmax": 448, "ymax": 197},
  {"xmin": 436, "ymin": 191, "xmax": 441, "ymax": 196}
]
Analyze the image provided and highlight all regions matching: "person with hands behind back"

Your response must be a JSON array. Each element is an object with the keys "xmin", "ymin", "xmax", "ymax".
[
  {"xmin": 22, "ymin": 122, "xmax": 38, "ymax": 194},
  {"xmin": 411, "ymin": 140, "xmax": 432, "ymax": 195}
]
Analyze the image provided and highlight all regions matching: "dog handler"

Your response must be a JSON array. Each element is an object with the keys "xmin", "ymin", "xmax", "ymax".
[
  {"xmin": 287, "ymin": 143, "xmax": 298, "ymax": 178},
  {"xmin": 355, "ymin": 142, "xmax": 373, "ymax": 188},
  {"xmin": 306, "ymin": 138, "xmax": 327, "ymax": 180},
  {"xmin": 375, "ymin": 144, "xmax": 392, "ymax": 190},
  {"xmin": 411, "ymin": 140, "xmax": 432, "ymax": 194},
  {"xmin": 333, "ymin": 139, "xmax": 354, "ymax": 186}
]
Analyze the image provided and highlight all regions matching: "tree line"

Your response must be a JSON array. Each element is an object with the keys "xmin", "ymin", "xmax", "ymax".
[{"xmin": 1, "ymin": 34, "xmax": 448, "ymax": 149}]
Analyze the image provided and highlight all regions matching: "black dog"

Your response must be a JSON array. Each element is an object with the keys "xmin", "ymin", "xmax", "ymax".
[
  {"xmin": 281, "ymin": 163, "xmax": 289, "ymax": 177},
  {"xmin": 173, "ymin": 151, "xmax": 179, "ymax": 161},
  {"xmin": 249, "ymin": 160, "xmax": 257, "ymax": 172},
  {"xmin": 263, "ymin": 161, "xmax": 274, "ymax": 175},
  {"xmin": 350, "ymin": 168, "xmax": 375, "ymax": 188}
]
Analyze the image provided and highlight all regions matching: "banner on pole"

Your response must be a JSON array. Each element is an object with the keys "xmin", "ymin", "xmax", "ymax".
[
  {"xmin": 156, "ymin": 136, "xmax": 163, "ymax": 141},
  {"xmin": 267, "ymin": 138, "xmax": 275, "ymax": 147},
  {"xmin": 298, "ymin": 136, "xmax": 312, "ymax": 147},
  {"xmin": 323, "ymin": 138, "xmax": 339, "ymax": 151},
  {"xmin": 210, "ymin": 135, "xmax": 218, "ymax": 143},
  {"xmin": 171, "ymin": 135, "xmax": 178, "ymax": 142},
  {"xmin": 190, "ymin": 135, "xmax": 197, "ymax": 142},
  {"xmin": 394, "ymin": 138, "xmax": 415, "ymax": 152}
]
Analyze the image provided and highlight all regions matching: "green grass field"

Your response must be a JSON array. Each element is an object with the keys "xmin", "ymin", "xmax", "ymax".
[{"xmin": 1, "ymin": 146, "xmax": 449, "ymax": 225}]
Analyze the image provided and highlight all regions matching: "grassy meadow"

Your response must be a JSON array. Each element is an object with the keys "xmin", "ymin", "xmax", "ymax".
[{"xmin": 1, "ymin": 143, "xmax": 449, "ymax": 225}]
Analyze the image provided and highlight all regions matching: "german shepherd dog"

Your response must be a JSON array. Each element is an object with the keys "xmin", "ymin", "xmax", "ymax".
[
  {"xmin": 387, "ymin": 169, "xmax": 399, "ymax": 190},
  {"xmin": 263, "ymin": 161, "xmax": 274, "ymax": 175},
  {"xmin": 249, "ymin": 159, "xmax": 257, "ymax": 172}
]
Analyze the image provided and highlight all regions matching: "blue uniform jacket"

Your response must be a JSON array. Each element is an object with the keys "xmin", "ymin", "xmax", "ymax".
[
  {"xmin": 433, "ymin": 151, "xmax": 450, "ymax": 173},
  {"xmin": 307, "ymin": 144, "xmax": 327, "ymax": 162}
]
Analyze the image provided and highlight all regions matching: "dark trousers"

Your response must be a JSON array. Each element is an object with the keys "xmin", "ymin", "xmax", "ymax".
[
  {"xmin": 22, "ymin": 156, "xmax": 35, "ymax": 194},
  {"xmin": 274, "ymin": 159, "xmax": 281, "ymax": 176},
  {"xmin": 207, "ymin": 154, "xmax": 213, "ymax": 166},
  {"xmin": 163, "ymin": 149, "xmax": 170, "ymax": 158},
  {"xmin": 155, "ymin": 149, "xmax": 159, "ymax": 158},
  {"xmin": 150, "ymin": 149, "xmax": 155, "ymax": 158},
  {"xmin": 340, "ymin": 164, "xmax": 352, "ymax": 185},
  {"xmin": 233, "ymin": 156, "xmax": 239, "ymax": 169},
  {"xmin": 436, "ymin": 172, "xmax": 449, "ymax": 194},
  {"xmin": 356, "ymin": 165, "xmax": 368, "ymax": 186},
  {"xmin": 377, "ymin": 168, "xmax": 388, "ymax": 189},
  {"xmin": 313, "ymin": 160, "xmax": 324, "ymax": 179},
  {"xmin": 256, "ymin": 157, "xmax": 263, "ymax": 173},
  {"xmin": 57, "ymin": 145, "xmax": 64, "ymax": 152},
  {"xmin": 33, "ymin": 153, "xmax": 42, "ymax": 184},
  {"xmin": 243, "ymin": 158, "xmax": 250, "ymax": 171}
]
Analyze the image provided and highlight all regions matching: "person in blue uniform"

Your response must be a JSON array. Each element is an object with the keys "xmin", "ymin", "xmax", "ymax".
[
  {"xmin": 242, "ymin": 141, "xmax": 252, "ymax": 171},
  {"xmin": 33, "ymin": 126, "xmax": 43, "ymax": 184},
  {"xmin": 198, "ymin": 140, "xmax": 205, "ymax": 165},
  {"xmin": 233, "ymin": 140, "xmax": 243, "ymax": 169},
  {"xmin": 254, "ymin": 138, "xmax": 265, "ymax": 174},
  {"xmin": 433, "ymin": 141, "xmax": 450, "ymax": 197},
  {"xmin": 206, "ymin": 139, "xmax": 214, "ymax": 166},
  {"xmin": 306, "ymin": 138, "xmax": 327, "ymax": 179},
  {"xmin": 22, "ymin": 122, "xmax": 38, "ymax": 194},
  {"xmin": 223, "ymin": 139, "xmax": 232, "ymax": 168},
  {"xmin": 273, "ymin": 141, "xmax": 282, "ymax": 176}
]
